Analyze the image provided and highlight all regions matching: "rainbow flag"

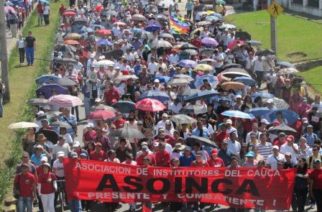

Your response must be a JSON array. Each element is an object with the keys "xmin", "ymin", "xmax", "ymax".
[{"xmin": 169, "ymin": 13, "xmax": 190, "ymax": 34}]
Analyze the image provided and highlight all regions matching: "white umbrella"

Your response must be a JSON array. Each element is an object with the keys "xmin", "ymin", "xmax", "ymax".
[
  {"xmin": 132, "ymin": 14, "xmax": 147, "ymax": 21},
  {"xmin": 153, "ymin": 40, "xmax": 173, "ymax": 49},
  {"xmin": 115, "ymin": 75, "xmax": 139, "ymax": 82},
  {"xmin": 8, "ymin": 122, "xmax": 39, "ymax": 129},
  {"xmin": 168, "ymin": 78, "xmax": 190, "ymax": 86},
  {"xmin": 171, "ymin": 114, "xmax": 197, "ymax": 125},
  {"xmin": 48, "ymin": 94, "xmax": 83, "ymax": 107},
  {"xmin": 94, "ymin": 60, "xmax": 115, "ymax": 67}
]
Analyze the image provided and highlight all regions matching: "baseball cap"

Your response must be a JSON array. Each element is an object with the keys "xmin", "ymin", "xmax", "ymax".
[
  {"xmin": 80, "ymin": 152, "xmax": 88, "ymax": 158},
  {"xmin": 154, "ymin": 79, "xmax": 160, "ymax": 83},
  {"xmin": 211, "ymin": 149, "xmax": 218, "ymax": 156},
  {"xmin": 226, "ymin": 119, "xmax": 232, "ymax": 124},
  {"xmin": 260, "ymin": 118, "xmax": 270, "ymax": 125},
  {"xmin": 57, "ymin": 151, "xmax": 65, "ymax": 158},
  {"xmin": 272, "ymin": 145, "xmax": 279, "ymax": 150},
  {"xmin": 313, "ymin": 159, "xmax": 321, "ymax": 164},
  {"xmin": 70, "ymin": 152, "xmax": 78, "ymax": 158},
  {"xmin": 42, "ymin": 163, "xmax": 51, "ymax": 168},
  {"xmin": 245, "ymin": 151, "xmax": 255, "ymax": 158},
  {"xmin": 285, "ymin": 152, "xmax": 292, "ymax": 157},
  {"xmin": 73, "ymin": 141, "xmax": 81, "ymax": 148},
  {"xmin": 40, "ymin": 156, "xmax": 48, "ymax": 162},
  {"xmin": 286, "ymin": 135, "xmax": 294, "ymax": 142}
]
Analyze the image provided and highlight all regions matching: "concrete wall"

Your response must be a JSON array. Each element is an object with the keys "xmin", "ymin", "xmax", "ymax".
[{"xmin": 280, "ymin": 0, "xmax": 322, "ymax": 17}]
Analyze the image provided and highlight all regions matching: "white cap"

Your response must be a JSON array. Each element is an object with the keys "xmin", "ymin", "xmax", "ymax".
[
  {"xmin": 57, "ymin": 151, "xmax": 65, "ymax": 157},
  {"xmin": 37, "ymin": 111, "xmax": 45, "ymax": 117},
  {"xmin": 272, "ymin": 145, "xmax": 279, "ymax": 150},
  {"xmin": 260, "ymin": 118, "xmax": 270, "ymax": 125},
  {"xmin": 41, "ymin": 156, "xmax": 48, "ymax": 162},
  {"xmin": 226, "ymin": 119, "xmax": 232, "ymax": 124},
  {"xmin": 235, "ymin": 94, "xmax": 242, "ymax": 99},
  {"xmin": 73, "ymin": 141, "xmax": 81, "ymax": 148},
  {"xmin": 154, "ymin": 79, "xmax": 160, "ymax": 83},
  {"xmin": 86, "ymin": 123, "xmax": 94, "ymax": 128}
]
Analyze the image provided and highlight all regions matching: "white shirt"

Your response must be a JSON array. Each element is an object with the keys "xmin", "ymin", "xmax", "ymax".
[
  {"xmin": 43, "ymin": 5, "xmax": 50, "ymax": 15},
  {"xmin": 52, "ymin": 143, "xmax": 70, "ymax": 159},
  {"xmin": 17, "ymin": 39, "xmax": 25, "ymax": 48},
  {"xmin": 266, "ymin": 153, "xmax": 286, "ymax": 170},
  {"xmin": 280, "ymin": 143, "xmax": 299, "ymax": 164},
  {"xmin": 227, "ymin": 140, "xmax": 241, "ymax": 156},
  {"xmin": 53, "ymin": 159, "xmax": 64, "ymax": 177},
  {"xmin": 168, "ymin": 102, "xmax": 183, "ymax": 114}
]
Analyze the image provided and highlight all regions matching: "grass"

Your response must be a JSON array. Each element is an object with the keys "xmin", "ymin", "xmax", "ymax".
[
  {"xmin": 297, "ymin": 66, "xmax": 322, "ymax": 93},
  {"xmin": 225, "ymin": 10, "xmax": 322, "ymax": 63},
  {"xmin": 0, "ymin": 1, "xmax": 65, "ymax": 204}
]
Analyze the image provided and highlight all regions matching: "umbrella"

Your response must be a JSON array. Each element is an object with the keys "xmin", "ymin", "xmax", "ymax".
[
  {"xmin": 118, "ymin": 126, "xmax": 144, "ymax": 139},
  {"xmin": 171, "ymin": 114, "xmax": 197, "ymax": 125},
  {"xmin": 57, "ymin": 78, "xmax": 77, "ymax": 87},
  {"xmin": 64, "ymin": 33, "xmax": 82, "ymax": 40},
  {"xmin": 178, "ymin": 59, "xmax": 197, "ymax": 68},
  {"xmin": 205, "ymin": 15, "xmax": 220, "ymax": 22},
  {"xmin": 197, "ymin": 21, "xmax": 211, "ymax": 26},
  {"xmin": 51, "ymin": 121, "xmax": 72, "ymax": 129},
  {"xmin": 185, "ymin": 90, "xmax": 219, "ymax": 102},
  {"xmin": 96, "ymin": 29, "xmax": 112, "ymax": 36},
  {"xmin": 181, "ymin": 49, "xmax": 198, "ymax": 56},
  {"xmin": 220, "ymin": 68, "xmax": 251, "ymax": 79},
  {"xmin": 63, "ymin": 10, "xmax": 77, "ymax": 17},
  {"xmin": 159, "ymin": 33, "xmax": 174, "ymax": 40},
  {"xmin": 221, "ymin": 110, "xmax": 255, "ymax": 119},
  {"xmin": 93, "ymin": 104, "xmax": 117, "ymax": 112},
  {"xmin": 95, "ymin": 4, "xmax": 103, "ymax": 12},
  {"xmin": 40, "ymin": 0, "xmax": 49, "ymax": 4},
  {"xmin": 174, "ymin": 74, "xmax": 194, "ymax": 81},
  {"xmin": 180, "ymin": 104, "xmax": 206, "ymax": 115},
  {"xmin": 191, "ymin": 27, "xmax": 204, "ymax": 36},
  {"xmin": 28, "ymin": 98, "xmax": 49, "ymax": 106},
  {"xmin": 267, "ymin": 109, "xmax": 299, "ymax": 126},
  {"xmin": 153, "ymin": 40, "xmax": 172, "ymax": 49},
  {"xmin": 36, "ymin": 75, "xmax": 60, "ymax": 85},
  {"xmin": 248, "ymin": 107, "xmax": 270, "ymax": 118},
  {"xmin": 168, "ymin": 78, "xmax": 190, "ymax": 86},
  {"xmin": 88, "ymin": 110, "xmax": 116, "ymax": 120},
  {"xmin": 36, "ymin": 84, "xmax": 68, "ymax": 99},
  {"xmin": 221, "ymin": 81, "xmax": 245, "ymax": 91},
  {"xmin": 140, "ymin": 91, "xmax": 170, "ymax": 102},
  {"xmin": 155, "ymin": 76, "xmax": 171, "ymax": 83},
  {"xmin": 247, "ymin": 40, "xmax": 262, "ymax": 46},
  {"xmin": 194, "ymin": 64, "xmax": 213, "ymax": 72},
  {"xmin": 251, "ymin": 92, "xmax": 274, "ymax": 100},
  {"xmin": 200, "ymin": 58, "xmax": 216, "ymax": 64},
  {"xmin": 115, "ymin": 75, "xmax": 138, "ymax": 82},
  {"xmin": 227, "ymin": 39, "xmax": 245, "ymax": 50},
  {"xmin": 37, "ymin": 129, "xmax": 59, "ymax": 144},
  {"xmin": 135, "ymin": 98, "xmax": 166, "ymax": 112},
  {"xmin": 219, "ymin": 23, "xmax": 236, "ymax": 30},
  {"xmin": 268, "ymin": 97, "xmax": 289, "ymax": 110},
  {"xmin": 112, "ymin": 101, "xmax": 135, "ymax": 113},
  {"xmin": 48, "ymin": 94, "xmax": 83, "ymax": 107},
  {"xmin": 186, "ymin": 136, "xmax": 217, "ymax": 148},
  {"xmin": 194, "ymin": 75, "xmax": 218, "ymax": 88},
  {"xmin": 233, "ymin": 76, "xmax": 256, "ymax": 86},
  {"xmin": 268, "ymin": 124, "xmax": 297, "ymax": 134},
  {"xmin": 8, "ymin": 122, "xmax": 39, "ymax": 129},
  {"xmin": 277, "ymin": 61, "xmax": 294, "ymax": 68},
  {"xmin": 94, "ymin": 60, "xmax": 115, "ymax": 67},
  {"xmin": 175, "ymin": 43, "xmax": 197, "ymax": 50},
  {"xmin": 132, "ymin": 14, "xmax": 147, "ymax": 22},
  {"xmin": 201, "ymin": 37, "xmax": 218, "ymax": 47},
  {"xmin": 64, "ymin": 40, "xmax": 80, "ymax": 45},
  {"xmin": 221, "ymin": 63, "xmax": 242, "ymax": 70},
  {"xmin": 278, "ymin": 67, "xmax": 299, "ymax": 75},
  {"xmin": 54, "ymin": 58, "xmax": 77, "ymax": 64},
  {"xmin": 113, "ymin": 21, "xmax": 126, "ymax": 27},
  {"xmin": 256, "ymin": 49, "xmax": 275, "ymax": 56},
  {"xmin": 145, "ymin": 23, "xmax": 161, "ymax": 32},
  {"xmin": 96, "ymin": 39, "xmax": 112, "ymax": 46},
  {"xmin": 4, "ymin": 6, "xmax": 16, "ymax": 14}
]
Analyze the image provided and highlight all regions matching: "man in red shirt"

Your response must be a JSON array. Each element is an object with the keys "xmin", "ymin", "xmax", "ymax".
[
  {"xmin": 136, "ymin": 145, "xmax": 156, "ymax": 166},
  {"xmin": 272, "ymin": 132, "xmax": 287, "ymax": 147},
  {"xmin": 113, "ymin": 113, "xmax": 126, "ymax": 129},
  {"xmin": 103, "ymin": 81, "xmax": 120, "ymax": 105},
  {"xmin": 89, "ymin": 143, "xmax": 106, "ymax": 161},
  {"xmin": 208, "ymin": 149, "xmax": 225, "ymax": 167},
  {"xmin": 14, "ymin": 163, "xmax": 37, "ymax": 212},
  {"xmin": 214, "ymin": 123, "xmax": 228, "ymax": 148},
  {"xmin": 155, "ymin": 142, "xmax": 170, "ymax": 167}
]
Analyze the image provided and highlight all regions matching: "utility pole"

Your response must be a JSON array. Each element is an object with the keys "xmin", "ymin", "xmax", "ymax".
[
  {"xmin": 0, "ymin": 0, "xmax": 10, "ymax": 103},
  {"xmin": 268, "ymin": 0, "xmax": 277, "ymax": 54}
]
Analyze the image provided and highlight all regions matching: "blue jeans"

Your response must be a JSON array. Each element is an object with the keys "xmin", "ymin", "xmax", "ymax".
[
  {"xmin": 69, "ymin": 199, "xmax": 82, "ymax": 212},
  {"xmin": 25, "ymin": 47, "xmax": 34, "ymax": 65},
  {"xmin": 18, "ymin": 197, "xmax": 32, "ymax": 212},
  {"xmin": 0, "ymin": 95, "xmax": 3, "ymax": 117}
]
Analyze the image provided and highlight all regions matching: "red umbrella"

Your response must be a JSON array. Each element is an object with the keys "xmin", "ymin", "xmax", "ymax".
[
  {"xmin": 227, "ymin": 39, "xmax": 245, "ymax": 50},
  {"xmin": 63, "ymin": 10, "xmax": 76, "ymax": 17},
  {"xmin": 96, "ymin": 29, "xmax": 112, "ymax": 36},
  {"xmin": 88, "ymin": 109, "xmax": 116, "ymax": 120},
  {"xmin": 135, "ymin": 98, "xmax": 166, "ymax": 112},
  {"xmin": 95, "ymin": 4, "xmax": 103, "ymax": 12}
]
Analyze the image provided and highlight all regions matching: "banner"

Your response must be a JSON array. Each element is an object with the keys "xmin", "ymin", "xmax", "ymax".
[{"xmin": 64, "ymin": 159, "xmax": 296, "ymax": 210}]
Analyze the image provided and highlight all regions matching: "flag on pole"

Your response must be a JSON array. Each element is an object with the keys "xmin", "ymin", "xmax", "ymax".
[{"xmin": 168, "ymin": 7, "xmax": 190, "ymax": 34}]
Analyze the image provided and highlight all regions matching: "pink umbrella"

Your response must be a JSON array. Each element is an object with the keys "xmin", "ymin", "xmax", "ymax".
[
  {"xmin": 201, "ymin": 37, "xmax": 218, "ymax": 47},
  {"xmin": 48, "ymin": 94, "xmax": 83, "ymax": 107},
  {"xmin": 135, "ymin": 98, "xmax": 166, "ymax": 112},
  {"xmin": 88, "ymin": 110, "xmax": 116, "ymax": 120},
  {"xmin": 227, "ymin": 39, "xmax": 245, "ymax": 50},
  {"xmin": 5, "ymin": 6, "xmax": 16, "ymax": 14}
]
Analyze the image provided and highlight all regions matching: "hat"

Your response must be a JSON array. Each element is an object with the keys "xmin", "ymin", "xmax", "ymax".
[
  {"xmin": 313, "ymin": 159, "xmax": 321, "ymax": 164},
  {"xmin": 37, "ymin": 111, "xmax": 45, "ymax": 117},
  {"xmin": 94, "ymin": 142, "xmax": 102, "ymax": 147},
  {"xmin": 35, "ymin": 144, "xmax": 43, "ymax": 149},
  {"xmin": 154, "ymin": 79, "xmax": 160, "ymax": 83},
  {"xmin": 40, "ymin": 156, "xmax": 48, "ymax": 162},
  {"xmin": 225, "ymin": 119, "xmax": 232, "ymax": 124},
  {"xmin": 142, "ymin": 145, "xmax": 149, "ymax": 151},
  {"xmin": 174, "ymin": 143, "xmax": 185, "ymax": 151},
  {"xmin": 86, "ymin": 123, "xmax": 94, "ymax": 128},
  {"xmin": 211, "ymin": 149, "xmax": 218, "ymax": 156},
  {"xmin": 70, "ymin": 152, "xmax": 78, "ymax": 158},
  {"xmin": 184, "ymin": 146, "xmax": 192, "ymax": 151},
  {"xmin": 42, "ymin": 163, "xmax": 51, "ymax": 168},
  {"xmin": 235, "ymin": 94, "xmax": 242, "ymax": 99},
  {"xmin": 286, "ymin": 135, "xmax": 294, "ymax": 142},
  {"xmin": 73, "ymin": 141, "xmax": 81, "ymax": 148},
  {"xmin": 245, "ymin": 151, "xmax": 255, "ymax": 158},
  {"xmin": 80, "ymin": 152, "xmax": 88, "ymax": 158},
  {"xmin": 162, "ymin": 113, "xmax": 168, "ymax": 118},
  {"xmin": 272, "ymin": 145, "xmax": 279, "ymax": 150},
  {"xmin": 260, "ymin": 118, "xmax": 270, "ymax": 125},
  {"xmin": 278, "ymin": 132, "xmax": 286, "ymax": 137},
  {"xmin": 57, "ymin": 151, "xmax": 65, "ymax": 158},
  {"xmin": 285, "ymin": 152, "xmax": 292, "ymax": 157},
  {"xmin": 302, "ymin": 117, "xmax": 308, "ymax": 123},
  {"xmin": 141, "ymin": 142, "xmax": 148, "ymax": 146},
  {"xmin": 307, "ymin": 124, "xmax": 313, "ymax": 128},
  {"xmin": 195, "ymin": 151, "xmax": 203, "ymax": 157}
]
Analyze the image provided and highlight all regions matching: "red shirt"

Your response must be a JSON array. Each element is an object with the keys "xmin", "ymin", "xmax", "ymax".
[
  {"xmin": 215, "ymin": 131, "xmax": 228, "ymax": 148},
  {"xmin": 83, "ymin": 130, "xmax": 97, "ymax": 142},
  {"xmin": 39, "ymin": 172, "xmax": 56, "ymax": 194},
  {"xmin": 90, "ymin": 150, "xmax": 106, "ymax": 161},
  {"xmin": 136, "ymin": 153, "xmax": 156, "ymax": 166},
  {"xmin": 208, "ymin": 157, "xmax": 225, "ymax": 167},
  {"xmin": 14, "ymin": 172, "xmax": 36, "ymax": 197},
  {"xmin": 155, "ymin": 151, "xmax": 170, "ymax": 167},
  {"xmin": 104, "ymin": 87, "xmax": 120, "ymax": 105},
  {"xmin": 191, "ymin": 161, "xmax": 209, "ymax": 167},
  {"xmin": 113, "ymin": 118, "xmax": 126, "ymax": 129},
  {"xmin": 309, "ymin": 169, "xmax": 322, "ymax": 190},
  {"xmin": 272, "ymin": 138, "xmax": 286, "ymax": 147}
]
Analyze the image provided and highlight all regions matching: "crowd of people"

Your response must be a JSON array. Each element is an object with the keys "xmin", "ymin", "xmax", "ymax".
[{"xmin": 12, "ymin": 0, "xmax": 322, "ymax": 211}]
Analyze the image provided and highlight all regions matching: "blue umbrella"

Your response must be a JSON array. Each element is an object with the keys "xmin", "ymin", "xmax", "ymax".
[
  {"xmin": 267, "ymin": 109, "xmax": 299, "ymax": 126},
  {"xmin": 248, "ymin": 107, "xmax": 270, "ymax": 118},
  {"xmin": 36, "ymin": 84, "xmax": 68, "ymax": 99},
  {"xmin": 140, "ymin": 90, "xmax": 170, "ymax": 102},
  {"xmin": 96, "ymin": 39, "xmax": 112, "ymax": 46},
  {"xmin": 251, "ymin": 92, "xmax": 274, "ymax": 100},
  {"xmin": 178, "ymin": 59, "xmax": 197, "ymax": 68},
  {"xmin": 205, "ymin": 15, "xmax": 220, "ymax": 22},
  {"xmin": 112, "ymin": 101, "xmax": 135, "ymax": 113},
  {"xmin": 221, "ymin": 110, "xmax": 255, "ymax": 119},
  {"xmin": 194, "ymin": 75, "xmax": 218, "ymax": 88},
  {"xmin": 233, "ymin": 76, "xmax": 256, "ymax": 87},
  {"xmin": 185, "ymin": 90, "xmax": 219, "ymax": 102},
  {"xmin": 155, "ymin": 76, "xmax": 171, "ymax": 83},
  {"xmin": 40, "ymin": 0, "xmax": 49, "ymax": 4},
  {"xmin": 36, "ymin": 75, "xmax": 60, "ymax": 85},
  {"xmin": 145, "ymin": 22, "xmax": 161, "ymax": 32}
]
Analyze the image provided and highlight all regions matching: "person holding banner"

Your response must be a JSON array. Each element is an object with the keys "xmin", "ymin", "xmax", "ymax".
[
  {"xmin": 292, "ymin": 158, "xmax": 309, "ymax": 212},
  {"xmin": 309, "ymin": 159, "xmax": 322, "ymax": 212}
]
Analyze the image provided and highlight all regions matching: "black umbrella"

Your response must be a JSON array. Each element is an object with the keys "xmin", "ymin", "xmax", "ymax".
[
  {"xmin": 268, "ymin": 124, "xmax": 297, "ymax": 135},
  {"xmin": 28, "ymin": 98, "xmax": 49, "ymax": 106},
  {"xmin": 112, "ymin": 101, "xmax": 135, "ymax": 113},
  {"xmin": 104, "ymin": 49, "xmax": 123, "ymax": 60},
  {"xmin": 37, "ymin": 129, "xmax": 59, "ymax": 144},
  {"xmin": 186, "ymin": 136, "xmax": 218, "ymax": 148},
  {"xmin": 221, "ymin": 63, "xmax": 242, "ymax": 71},
  {"xmin": 55, "ymin": 58, "xmax": 77, "ymax": 64},
  {"xmin": 256, "ymin": 49, "xmax": 275, "ymax": 56},
  {"xmin": 235, "ymin": 30, "xmax": 251, "ymax": 40}
]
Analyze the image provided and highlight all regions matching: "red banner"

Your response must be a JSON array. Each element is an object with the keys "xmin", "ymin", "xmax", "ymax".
[{"xmin": 64, "ymin": 159, "xmax": 296, "ymax": 210}]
